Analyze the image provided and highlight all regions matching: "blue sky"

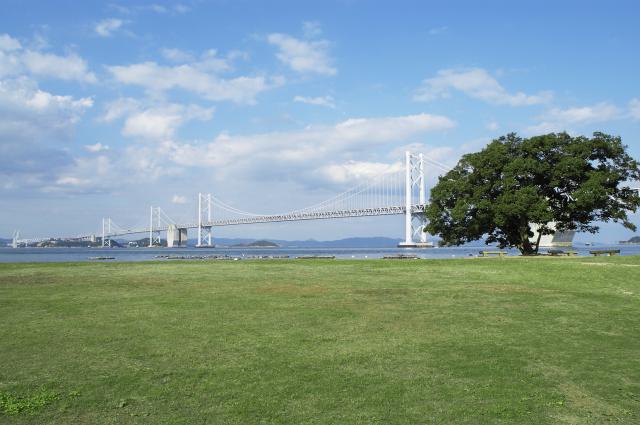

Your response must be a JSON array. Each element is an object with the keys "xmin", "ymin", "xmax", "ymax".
[{"xmin": 1, "ymin": 0, "xmax": 639, "ymax": 242}]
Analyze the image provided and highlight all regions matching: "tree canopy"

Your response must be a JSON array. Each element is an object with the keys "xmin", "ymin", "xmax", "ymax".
[{"xmin": 425, "ymin": 132, "xmax": 640, "ymax": 255}]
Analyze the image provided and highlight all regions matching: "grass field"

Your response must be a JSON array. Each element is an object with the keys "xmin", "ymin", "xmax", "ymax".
[{"xmin": 1, "ymin": 257, "xmax": 639, "ymax": 424}]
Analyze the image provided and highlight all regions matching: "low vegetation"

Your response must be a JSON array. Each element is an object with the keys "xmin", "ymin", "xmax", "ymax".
[{"xmin": 1, "ymin": 257, "xmax": 639, "ymax": 423}]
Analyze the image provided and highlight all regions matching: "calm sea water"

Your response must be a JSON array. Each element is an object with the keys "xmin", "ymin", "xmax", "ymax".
[{"xmin": 1, "ymin": 245, "xmax": 639, "ymax": 262}]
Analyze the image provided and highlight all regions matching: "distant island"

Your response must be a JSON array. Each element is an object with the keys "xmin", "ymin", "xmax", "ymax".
[
  {"xmin": 230, "ymin": 240, "xmax": 279, "ymax": 248},
  {"xmin": 620, "ymin": 236, "xmax": 640, "ymax": 244}
]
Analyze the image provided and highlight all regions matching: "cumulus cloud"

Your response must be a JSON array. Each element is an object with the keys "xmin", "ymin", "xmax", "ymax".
[
  {"xmin": 0, "ymin": 34, "xmax": 96, "ymax": 83},
  {"xmin": 153, "ymin": 113, "xmax": 455, "ymax": 186},
  {"xmin": 268, "ymin": 32, "xmax": 336, "ymax": 76},
  {"xmin": 45, "ymin": 155, "xmax": 114, "ymax": 194},
  {"xmin": 100, "ymin": 97, "xmax": 140, "ymax": 122},
  {"xmin": 171, "ymin": 194, "xmax": 187, "ymax": 204},
  {"xmin": 85, "ymin": 143, "xmax": 109, "ymax": 152},
  {"xmin": 485, "ymin": 121, "xmax": 499, "ymax": 131},
  {"xmin": 95, "ymin": 18, "xmax": 125, "ymax": 37},
  {"xmin": 302, "ymin": 21, "xmax": 323, "ymax": 38},
  {"xmin": 101, "ymin": 97, "xmax": 214, "ymax": 140},
  {"xmin": 0, "ymin": 77, "xmax": 93, "ymax": 192},
  {"xmin": 0, "ymin": 34, "xmax": 21, "ymax": 51},
  {"xmin": 526, "ymin": 102, "xmax": 623, "ymax": 134},
  {"xmin": 293, "ymin": 95, "xmax": 335, "ymax": 108},
  {"xmin": 21, "ymin": 50, "xmax": 97, "ymax": 83},
  {"xmin": 0, "ymin": 78, "xmax": 92, "ymax": 140},
  {"xmin": 318, "ymin": 160, "xmax": 403, "ymax": 184},
  {"xmin": 108, "ymin": 57, "xmax": 281, "ymax": 103},
  {"xmin": 414, "ymin": 68, "xmax": 552, "ymax": 106},
  {"xmin": 144, "ymin": 3, "xmax": 190, "ymax": 14},
  {"xmin": 121, "ymin": 103, "xmax": 213, "ymax": 140},
  {"xmin": 161, "ymin": 47, "xmax": 194, "ymax": 63}
]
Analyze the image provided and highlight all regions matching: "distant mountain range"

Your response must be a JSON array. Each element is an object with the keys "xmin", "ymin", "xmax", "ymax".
[{"xmin": 214, "ymin": 237, "xmax": 404, "ymax": 248}]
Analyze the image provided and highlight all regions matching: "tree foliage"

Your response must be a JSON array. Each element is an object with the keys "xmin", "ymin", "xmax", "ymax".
[{"xmin": 425, "ymin": 132, "xmax": 640, "ymax": 255}]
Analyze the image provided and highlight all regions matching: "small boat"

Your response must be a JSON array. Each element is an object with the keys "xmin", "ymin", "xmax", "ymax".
[{"xmin": 88, "ymin": 256, "xmax": 115, "ymax": 260}]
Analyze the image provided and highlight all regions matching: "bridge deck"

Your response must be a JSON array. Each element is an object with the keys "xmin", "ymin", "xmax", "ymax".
[{"xmin": 95, "ymin": 204, "xmax": 427, "ymax": 238}]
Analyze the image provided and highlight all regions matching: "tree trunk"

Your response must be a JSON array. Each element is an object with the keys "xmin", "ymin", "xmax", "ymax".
[
  {"xmin": 534, "ymin": 229, "xmax": 543, "ymax": 255},
  {"xmin": 519, "ymin": 226, "xmax": 536, "ymax": 256}
]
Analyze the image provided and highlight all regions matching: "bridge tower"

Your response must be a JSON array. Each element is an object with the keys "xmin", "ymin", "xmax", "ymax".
[
  {"xmin": 398, "ymin": 151, "xmax": 432, "ymax": 248},
  {"xmin": 196, "ymin": 193, "xmax": 214, "ymax": 248},
  {"xmin": 101, "ymin": 218, "xmax": 112, "ymax": 248},
  {"xmin": 148, "ymin": 207, "xmax": 162, "ymax": 247}
]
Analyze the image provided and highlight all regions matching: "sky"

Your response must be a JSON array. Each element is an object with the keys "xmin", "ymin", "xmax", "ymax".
[{"xmin": 1, "ymin": 0, "xmax": 639, "ymax": 242}]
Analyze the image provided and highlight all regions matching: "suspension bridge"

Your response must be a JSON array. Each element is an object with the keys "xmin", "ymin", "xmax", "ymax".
[{"xmin": 11, "ymin": 151, "xmax": 453, "ymax": 249}]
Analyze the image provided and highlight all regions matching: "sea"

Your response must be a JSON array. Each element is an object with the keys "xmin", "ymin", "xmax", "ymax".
[{"xmin": 1, "ymin": 244, "xmax": 639, "ymax": 262}]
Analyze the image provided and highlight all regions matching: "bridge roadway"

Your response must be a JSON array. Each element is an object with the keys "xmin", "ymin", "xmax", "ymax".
[{"xmin": 96, "ymin": 204, "xmax": 428, "ymax": 239}]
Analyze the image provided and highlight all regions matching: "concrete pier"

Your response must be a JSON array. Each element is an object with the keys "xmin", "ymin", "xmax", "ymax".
[{"xmin": 167, "ymin": 225, "xmax": 188, "ymax": 247}]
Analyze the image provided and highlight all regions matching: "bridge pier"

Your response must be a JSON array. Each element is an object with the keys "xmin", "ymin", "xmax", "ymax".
[{"xmin": 167, "ymin": 225, "xmax": 188, "ymax": 247}]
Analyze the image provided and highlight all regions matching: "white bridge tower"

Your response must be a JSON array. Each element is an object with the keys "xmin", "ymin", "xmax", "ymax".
[
  {"xmin": 11, "ymin": 230, "xmax": 20, "ymax": 248},
  {"xmin": 148, "ymin": 207, "xmax": 162, "ymax": 247},
  {"xmin": 101, "ymin": 218, "xmax": 112, "ymax": 248},
  {"xmin": 398, "ymin": 151, "xmax": 432, "ymax": 248},
  {"xmin": 197, "ymin": 193, "xmax": 214, "ymax": 247}
]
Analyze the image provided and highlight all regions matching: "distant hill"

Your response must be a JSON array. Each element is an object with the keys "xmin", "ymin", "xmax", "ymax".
[
  {"xmin": 620, "ymin": 236, "xmax": 640, "ymax": 244},
  {"xmin": 212, "ymin": 236, "xmax": 402, "ymax": 248},
  {"xmin": 231, "ymin": 240, "xmax": 279, "ymax": 248}
]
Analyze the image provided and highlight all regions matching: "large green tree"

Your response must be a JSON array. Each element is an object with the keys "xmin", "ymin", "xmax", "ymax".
[{"xmin": 425, "ymin": 132, "xmax": 640, "ymax": 255}]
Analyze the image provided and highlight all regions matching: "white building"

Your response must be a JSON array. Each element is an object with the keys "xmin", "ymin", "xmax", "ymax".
[{"xmin": 529, "ymin": 222, "xmax": 576, "ymax": 247}]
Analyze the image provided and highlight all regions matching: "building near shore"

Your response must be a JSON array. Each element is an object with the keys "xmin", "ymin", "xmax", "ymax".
[{"xmin": 529, "ymin": 223, "xmax": 576, "ymax": 247}]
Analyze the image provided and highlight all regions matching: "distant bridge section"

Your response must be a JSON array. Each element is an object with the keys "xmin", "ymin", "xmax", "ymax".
[{"xmin": 13, "ymin": 151, "xmax": 458, "ymax": 248}]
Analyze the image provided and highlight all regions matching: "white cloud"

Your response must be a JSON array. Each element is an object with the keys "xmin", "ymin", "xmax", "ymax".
[
  {"xmin": 0, "ymin": 41, "xmax": 97, "ymax": 83},
  {"xmin": 144, "ymin": 3, "xmax": 189, "ymax": 14},
  {"xmin": 526, "ymin": 102, "xmax": 622, "ymax": 134},
  {"xmin": 267, "ymin": 32, "xmax": 336, "ymax": 76},
  {"xmin": 0, "ymin": 77, "xmax": 93, "ymax": 190},
  {"xmin": 171, "ymin": 194, "xmax": 187, "ymax": 204},
  {"xmin": 293, "ymin": 95, "xmax": 335, "ymax": 108},
  {"xmin": 302, "ymin": 21, "xmax": 323, "ymax": 38},
  {"xmin": 101, "ymin": 97, "xmax": 215, "ymax": 141},
  {"xmin": 485, "ymin": 121, "xmax": 499, "ymax": 131},
  {"xmin": 318, "ymin": 160, "xmax": 403, "ymax": 184},
  {"xmin": 155, "ymin": 113, "xmax": 455, "ymax": 186},
  {"xmin": 45, "ymin": 155, "xmax": 114, "ymax": 194},
  {"xmin": 101, "ymin": 97, "xmax": 140, "ymax": 122},
  {"xmin": 161, "ymin": 47, "xmax": 194, "ymax": 63},
  {"xmin": 629, "ymin": 98, "xmax": 640, "ymax": 120},
  {"xmin": 414, "ymin": 68, "xmax": 552, "ymax": 106},
  {"xmin": 0, "ymin": 77, "xmax": 92, "ymax": 135},
  {"xmin": 0, "ymin": 34, "xmax": 21, "ymax": 51},
  {"xmin": 108, "ymin": 60, "xmax": 280, "ymax": 103},
  {"xmin": 21, "ymin": 51, "xmax": 97, "ymax": 83},
  {"xmin": 122, "ymin": 103, "xmax": 213, "ymax": 140},
  {"xmin": 85, "ymin": 143, "xmax": 109, "ymax": 152},
  {"xmin": 95, "ymin": 18, "xmax": 125, "ymax": 37}
]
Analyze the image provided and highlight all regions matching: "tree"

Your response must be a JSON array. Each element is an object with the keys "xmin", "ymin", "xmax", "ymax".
[{"xmin": 425, "ymin": 132, "xmax": 640, "ymax": 255}]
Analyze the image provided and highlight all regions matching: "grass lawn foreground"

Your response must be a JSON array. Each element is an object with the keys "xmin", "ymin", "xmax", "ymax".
[{"xmin": 1, "ymin": 256, "xmax": 639, "ymax": 424}]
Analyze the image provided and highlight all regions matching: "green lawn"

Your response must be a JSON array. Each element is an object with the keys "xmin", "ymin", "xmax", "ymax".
[{"xmin": 1, "ymin": 257, "xmax": 639, "ymax": 424}]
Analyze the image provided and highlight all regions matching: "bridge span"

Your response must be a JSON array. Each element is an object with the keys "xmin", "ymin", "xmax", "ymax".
[{"xmin": 15, "ymin": 152, "xmax": 448, "ymax": 248}]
